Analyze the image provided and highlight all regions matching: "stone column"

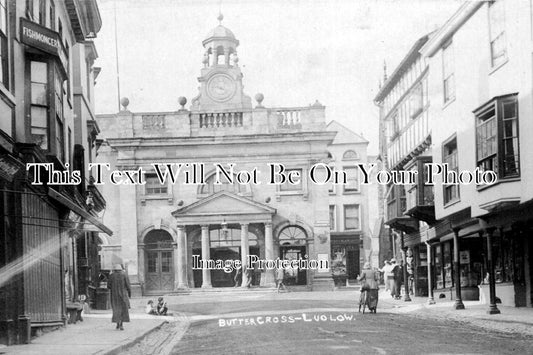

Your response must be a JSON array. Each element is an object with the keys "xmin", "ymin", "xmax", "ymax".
[
  {"xmin": 263, "ymin": 222, "xmax": 276, "ymax": 287},
  {"xmin": 452, "ymin": 228, "xmax": 465, "ymax": 310},
  {"xmin": 240, "ymin": 223, "xmax": 249, "ymax": 288},
  {"xmin": 176, "ymin": 225, "xmax": 188, "ymax": 289},
  {"xmin": 425, "ymin": 241, "xmax": 435, "ymax": 305},
  {"xmin": 201, "ymin": 225, "xmax": 212, "ymax": 288},
  {"xmin": 485, "ymin": 228, "xmax": 500, "ymax": 314}
]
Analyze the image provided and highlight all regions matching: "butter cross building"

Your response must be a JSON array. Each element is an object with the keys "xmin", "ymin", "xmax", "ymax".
[{"xmin": 95, "ymin": 15, "xmax": 372, "ymax": 295}]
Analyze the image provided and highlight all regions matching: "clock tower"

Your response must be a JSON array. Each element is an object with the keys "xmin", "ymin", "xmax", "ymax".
[{"xmin": 190, "ymin": 14, "xmax": 252, "ymax": 112}]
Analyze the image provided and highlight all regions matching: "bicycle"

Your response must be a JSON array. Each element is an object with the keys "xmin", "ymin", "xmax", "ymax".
[{"xmin": 358, "ymin": 288, "xmax": 368, "ymax": 314}]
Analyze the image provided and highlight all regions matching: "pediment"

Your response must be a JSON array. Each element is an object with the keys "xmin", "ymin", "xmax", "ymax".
[{"xmin": 172, "ymin": 191, "xmax": 275, "ymax": 217}]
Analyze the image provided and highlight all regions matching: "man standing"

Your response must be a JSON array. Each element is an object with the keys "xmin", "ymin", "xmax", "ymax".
[
  {"xmin": 108, "ymin": 264, "xmax": 131, "ymax": 330},
  {"xmin": 389, "ymin": 259, "xmax": 399, "ymax": 298}
]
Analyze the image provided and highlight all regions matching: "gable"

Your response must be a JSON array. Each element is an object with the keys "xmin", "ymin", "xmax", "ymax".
[{"xmin": 327, "ymin": 120, "xmax": 369, "ymax": 145}]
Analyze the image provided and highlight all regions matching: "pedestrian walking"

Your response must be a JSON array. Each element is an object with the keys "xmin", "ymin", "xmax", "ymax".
[
  {"xmin": 389, "ymin": 259, "xmax": 398, "ymax": 298},
  {"xmin": 380, "ymin": 260, "xmax": 393, "ymax": 292},
  {"xmin": 275, "ymin": 267, "xmax": 287, "ymax": 293},
  {"xmin": 234, "ymin": 267, "xmax": 242, "ymax": 287},
  {"xmin": 392, "ymin": 260, "xmax": 403, "ymax": 300},
  {"xmin": 107, "ymin": 264, "xmax": 131, "ymax": 330},
  {"xmin": 357, "ymin": 262, "xmax": 380, "ymax": 313}
]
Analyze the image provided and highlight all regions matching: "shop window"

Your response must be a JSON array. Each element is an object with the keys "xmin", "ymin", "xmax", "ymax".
[
  {"xmin": 30, "ymin": 61, "xmax": 49, "ymax": 150},
  {"xmin": 442, "ymin": 41, "xmax": 455, "ymax": 103},
  {"xmin": 489, "ymin": 0, "xmax": 507, "ymax": 68},
  {"xmin": 343, "ymin": 166, "xmax": 359, "ymax": 193},
  {"xmin": 434, "ymin": 245, "xmax": 443, "ymax": 289},
  {"xmin": 443, "ymin": 242, "xmax": 453, "ymax": 288},
  {"xmin": 475, "ymin": 94, "xmax": 519, "ymax": 179},
  {"xmin": 0, "ymin": 0, "xmax": 7, "ymax": 88},
  {"xmin": 331, "ymin": 246, "xmax": 346, "ymax": 276},
  {"xmin": 344, "ymin": 204, "xmax": 360, "ymax": 231},
  {"xmin": 329, "ymin": 205, "xmax": 336, "ymax": 231},
  {"xmin": 443, "ymin": 137, "xmax": 459, "ymax": 204},
  {"xmin": 145, "ymin": 174, "xmax": 168, "ymax": 195}
]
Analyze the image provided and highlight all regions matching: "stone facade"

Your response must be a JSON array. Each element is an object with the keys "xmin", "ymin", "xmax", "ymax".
[{"xmin": 95, "ymin": 17, "xmax": 370, "ymax": 295}]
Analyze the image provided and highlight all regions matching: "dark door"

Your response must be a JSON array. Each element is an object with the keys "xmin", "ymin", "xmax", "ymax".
[
  {"xmin": 280, "ymin": 246, "xmax": 307, "ymax": 285},
  {"xmin": 145, "ymin": 249, "xmax": 174, "ymax": 293},
  {"xmin": 347, "ymin": 249, "xmax": 359, "ymax": 279}
]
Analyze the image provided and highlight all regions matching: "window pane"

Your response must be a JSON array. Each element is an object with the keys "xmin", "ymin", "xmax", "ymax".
[
  {"xmin": 344, "ymin": 205, "xmax": 359, "ymax": 230},
  {"xmin": 344, "ymin": 167, "xmax": 358, "ymax": 192},
  {"xmin": 503, "ymin": 101, "xmax": 516, "ymax": 119},
  {"xmin": 329, "ymin": 205, "xmax": 335, "ymax": 231},
  {"xmin": 31, "ymin": 106, "xmax": 47, "ymax": 128},
  {"xmin": 31, "ymin": 61, "xmax": 47, "ymax": 83},
  {"xmin": 161, "ymin": 252, "xmax": 172, "ymax": 273},
  {"xmin": 31, "ymin": 127, "xmax": 48, "ymax": 150},
  {"xmin": 31, "ymin": 83, "xmax": 48, "ymax": 105},
  {"xmin": 147, "ymin": 252, "xmax": 157, "ymax": 273}
]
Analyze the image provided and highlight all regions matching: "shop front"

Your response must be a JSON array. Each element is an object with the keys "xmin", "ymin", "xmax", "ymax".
[{"xmin": 330, "ymin": 234, "xmax": 360, "ymax": 287}]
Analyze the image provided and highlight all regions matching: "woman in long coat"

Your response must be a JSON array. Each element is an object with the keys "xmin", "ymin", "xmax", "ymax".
[
  {"xmin": 107, "ymin": 264, "xmax": 131, "ymax": 330},
  {"xmin": 358, "ymin": 262, "xmax": 380, "ymax": 313}
]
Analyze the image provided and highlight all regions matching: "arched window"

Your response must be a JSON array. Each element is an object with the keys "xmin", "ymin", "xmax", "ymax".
[
  {"xmin": 342, "ymin": 150, "xmax": 358, "ymax": 161},
  {"xmin": 144, "ymin": 230, "xmax": 173, "ymax": 249},
  {"xmin": 278, "ymin": 225, "xmax": 307, "ymax": 246}
]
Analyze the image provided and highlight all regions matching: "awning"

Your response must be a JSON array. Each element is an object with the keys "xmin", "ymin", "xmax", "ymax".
[{"xmin": 48, "ymin": 188, "xmax": 113, "ymax": 236}]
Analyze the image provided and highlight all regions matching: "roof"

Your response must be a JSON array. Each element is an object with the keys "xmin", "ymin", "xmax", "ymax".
[
  {"xmin": 203, "ymin": 25, "xmax": 238, "ymax": 45},
  {"xmin": 374, "ymin": 33, "xmax": 431, "ymax": 102},
  {"xmin": 326, "ymin": 120, "xmax": 369, "ymax": 145}
]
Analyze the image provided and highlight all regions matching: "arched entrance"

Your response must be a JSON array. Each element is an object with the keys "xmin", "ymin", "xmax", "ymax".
[
  {"xmin": 279, "ymin": 226, "xmax": 307, "ymax": 285},
  {"xmin": 192, "ymin": 226, "xmax": 259, "ymax": 287},
  {"xmin": 144, "ymin": 230, "xmax": 175, "ymax": 293}
]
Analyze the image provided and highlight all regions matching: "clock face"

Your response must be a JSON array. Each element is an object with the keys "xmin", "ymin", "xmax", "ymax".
[{"xmin": 207, "ymin": 74, "xmax": 236, "ymax": 102}]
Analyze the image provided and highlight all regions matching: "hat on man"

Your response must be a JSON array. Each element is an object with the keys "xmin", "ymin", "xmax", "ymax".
[
  {"xmin": 390, "ymin": 258, "xmax": 396, "ymax": 263},
  {"xmin": 363, "ymin": 262, "xmax": 371, "ymax": 270},
  {"xmin": 385, "ymin": 260, "xmax": 391, "ymax": 265},
  {"xmin": 113, "ymin": 264, "xmax": 123, "ymax": 271}
]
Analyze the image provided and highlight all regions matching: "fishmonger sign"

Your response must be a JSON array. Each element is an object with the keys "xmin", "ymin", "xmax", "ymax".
[{"xmin": 20, "ymin": 18, "xmax": 68, "ymax": 73}]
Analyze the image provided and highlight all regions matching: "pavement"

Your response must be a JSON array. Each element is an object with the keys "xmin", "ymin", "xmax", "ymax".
[{"xmin": 0, "ymin": 288, "xmax": 532, "ymax": 355}]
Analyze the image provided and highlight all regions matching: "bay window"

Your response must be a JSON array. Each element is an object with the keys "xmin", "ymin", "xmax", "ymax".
[
  {"xmin": 30, "ymin": 61, "xmax": 49, "ymax": 150},
  {"xmin": 475, "ymin": 94, "xmax": 519, "ymax": 179}
]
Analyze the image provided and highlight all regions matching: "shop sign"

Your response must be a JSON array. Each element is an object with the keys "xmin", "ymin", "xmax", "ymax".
[
  {"xmin": 459, "ymin": 250, "xmax": 470, "ymax": 264},
  {"xmin": 20, "ymin": 18, "xmax": 68, "ymax": 72}
]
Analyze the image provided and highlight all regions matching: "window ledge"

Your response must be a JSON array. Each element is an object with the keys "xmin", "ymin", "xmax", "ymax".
[
  {"xmin": 276, "ymin": 190, "xmax": 308, "ymax": 201},
  {"xmin": 442, "ymin": 97, "xmax": 456, "ymax": 110},
  {"xmin": 140, "ymin": 194, "xmax": 173, "ymax": 205},
  {"xmin": 0, "ymin": 84, "xmax": 15, "ymax": 106},
  {"xmin": 443, "ymin": 198, "xmax": 461, "ymax": 209},
  {"xmin": 489, "ymin": 58, "xmax": 509, "ymax": 76},
  {"xmin": 476, "ymin": 176, "xmax": 520, "ymax": 191},
  {"xmin": 343, "ymin": 190, "xmax": 360, "ymax": 195}
]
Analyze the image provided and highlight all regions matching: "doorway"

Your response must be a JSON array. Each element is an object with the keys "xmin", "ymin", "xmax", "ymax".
[
  {"xmin": 144, "ymin": 230, "xmax": 175, "ymax": 293},
  {"xmin": 279, "ymin": 246, "xmax": 307, "ymax": 285}
]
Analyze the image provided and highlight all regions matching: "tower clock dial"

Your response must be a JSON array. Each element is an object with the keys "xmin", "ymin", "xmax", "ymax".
[{"xmin": 207, "ymin": 74, "xmax": 236, "ymax": 102}]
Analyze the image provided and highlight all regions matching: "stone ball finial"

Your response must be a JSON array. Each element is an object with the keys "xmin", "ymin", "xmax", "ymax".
[
  {"xmin": 217, "ymin": 13, "xmax": 224, "ymax": 23},
  {"xmin": 178, "ymin": 96, "xmax": 187, "ymax": 109},
  {"xmin": 255, "ymin": 93, "xmax": 264, "ymax": 107},
  {"xmin": 120, "ymin": 97, "xmax": 129, "ymax": 110}
]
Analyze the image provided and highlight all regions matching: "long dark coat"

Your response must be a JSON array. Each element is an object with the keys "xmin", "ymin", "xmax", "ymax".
[{"xmin": 107, "ymin": 271, "xmax": 131, "ymax": 323}]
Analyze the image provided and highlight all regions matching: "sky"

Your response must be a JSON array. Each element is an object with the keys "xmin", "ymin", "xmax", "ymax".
[{"xmin": 93, "ymin": 0, "xmax": 464, "ymax": 154}]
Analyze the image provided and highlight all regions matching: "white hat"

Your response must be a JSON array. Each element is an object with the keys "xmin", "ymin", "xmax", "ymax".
[{"xmin": 113, "ymin": 264, "xmax": 123, "ymax": 271}]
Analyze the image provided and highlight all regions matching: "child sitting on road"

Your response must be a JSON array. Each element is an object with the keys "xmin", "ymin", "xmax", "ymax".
[
  {"xmin": 145, "ymin": 300, "xmax": 157, "ymax": 315},
  {"xmin": 157, "ymin": 297, "xmax": 168, "ymax": 315}
]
